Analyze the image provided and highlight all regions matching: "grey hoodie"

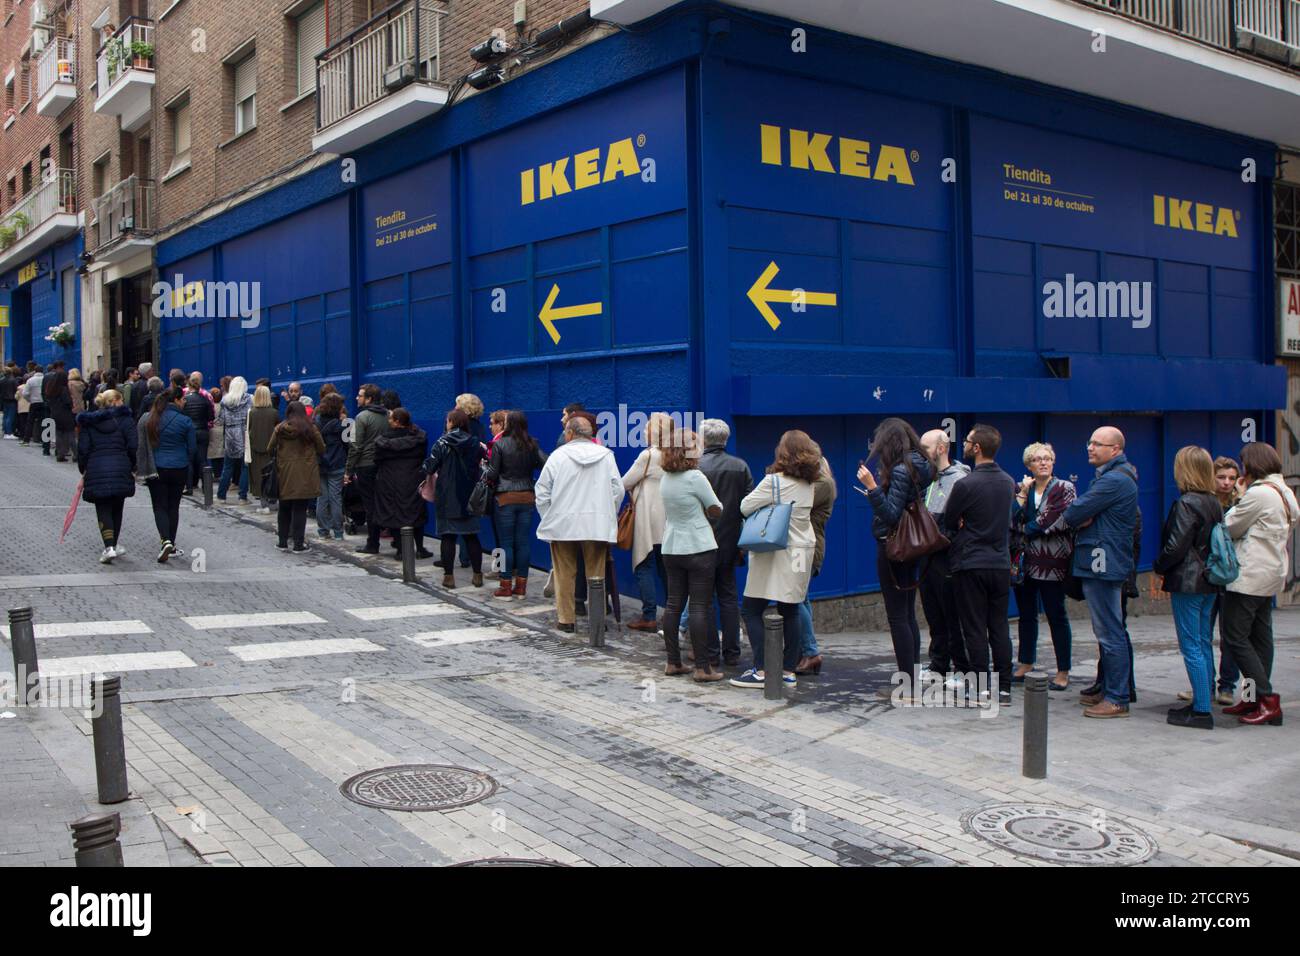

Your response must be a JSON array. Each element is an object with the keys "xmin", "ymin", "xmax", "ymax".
[{"xmin": 924, "ymin": 460, "xmax": 970, "ymax": 516}]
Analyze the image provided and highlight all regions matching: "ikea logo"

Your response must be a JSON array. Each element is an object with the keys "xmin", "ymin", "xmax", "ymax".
[
  {"xmin": 1152, "ymin": 195, "xmax": 1239, "ymax": 238},
  {"xmin": 759, "ymin": 124, "xmax": 916, "ymax": 185},
  {"xmin": 520, "ymin": 137, "xmax": 642, "ymax": 205}
]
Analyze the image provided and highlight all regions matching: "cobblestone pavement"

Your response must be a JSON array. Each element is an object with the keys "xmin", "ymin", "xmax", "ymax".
[{"xmin": 2, "ymin": 439, "xmax": 1297, "ymax": 866}]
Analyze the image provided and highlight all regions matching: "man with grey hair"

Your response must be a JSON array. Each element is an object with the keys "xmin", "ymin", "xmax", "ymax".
[
  {"xmin": 138, "ymin": 376, "xmax": 165, "ymax": 421},
  {"xmin": 697, "ymin": 418, "xmax": 753, "ymax": 666},
  {"xmin": 919, "ymin": 428, "xmax": 971, "ymax": 682},
  {"xmin": 536, "ymin": 415, "xmax": 625, "ymax": 633}
]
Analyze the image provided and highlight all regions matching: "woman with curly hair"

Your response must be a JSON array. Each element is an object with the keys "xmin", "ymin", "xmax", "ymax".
[{"xmin": 730, "ymin": 430, "xmax": 820, "ymax": 689}]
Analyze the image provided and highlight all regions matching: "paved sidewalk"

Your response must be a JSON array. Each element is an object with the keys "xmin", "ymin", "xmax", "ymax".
[{"xmin": 2, "ymin": 439, "xmax": 1297, "ymax": 866}]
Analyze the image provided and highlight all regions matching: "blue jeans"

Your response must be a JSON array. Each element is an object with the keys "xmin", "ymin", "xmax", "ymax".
[
  {"xmin": 741, "ymin": 596, "xmax": 802, "ymax": 673},
  {"xmin": 216, "ymin": 456, "xmax": 248, "ymax": 500},
  {"xmin": 1172, "ymin": 592, "xmax": 1216, "ymax": 712},
  {"xmin": 799, "ymin": 596, "xmax": 819, "ymax": 657},
  {"xmin": 2, "ymin": 400, "xmax": 15, "ymax": 435},
  {"xmin": 1080, "ymin": 578, "xmax": 1131, "ymax": 706},
  {"xmin": 495, "ymin": 503, "xmax": 533, "ymax": 579},
  {"xmin": 634, "ymin": 545, "xmax": 664, "ymax": 621},
  {"xmin": 316, "ymin": 469, "xmax": 344, "ymax": 535}
]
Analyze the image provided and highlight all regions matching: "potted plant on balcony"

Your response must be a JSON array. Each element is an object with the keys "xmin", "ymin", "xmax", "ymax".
[
  {"xmin": 105, "ymin": 35, "xmax": 126, "ymax": 79},
  {"xmin": 45, "ymin": 322, "xmax": 75, "ymax": 348},
  {"xmin": 129, "ymin": 40, "xmax": 153, "ymax": 68},
  {"xmin": 0, "ymin": 223, "xmax": 15, "ymax": 250},
  {"xmin": 11, "ymin": 211, "xmax": 31, "ymax": 233}
]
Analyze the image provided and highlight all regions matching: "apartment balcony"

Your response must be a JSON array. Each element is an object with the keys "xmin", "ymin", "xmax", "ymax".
[
  {"xmin": 90, "ymin": 175, "xmax": 155, "ymax": 264},
  {"xmin": 311, "ymin": 0, "xmax": 450, "ymax": 154},
  {"xmin": 0, "ymin": 170, "xmax": 78, "ymax": 273},
  {"xmin": 93, "ymin": 18, "xmax": 155, "ymax": 132},
  {"xmin": 591, "ymin": 0, "xmax": 1300, "ymax": 145},
  {"xmin": 36, "ymin": 37, "xmax": 76, "ymax": 117}
]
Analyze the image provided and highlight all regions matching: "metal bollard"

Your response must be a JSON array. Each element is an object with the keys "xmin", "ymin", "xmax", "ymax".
[
  {"xmin": 201, "ymin": 464, "xmax": 214, "ymax": 509},
  {"xmin": 763, "ymin": 611, "xmax": 784, "ymax": 701},
  {"xmin": 70, "ymin": 812, "xmax": 124, "ymax": 867},
  {"xmin": 1022, "ymin": 672, "xmax": 1048, "ymax": 779},
  {"xmin": 587, "ymin": 576, "xmax": 606, "ymax": 648},
  {"xmin": 91, "ymin": 676, "xmax": 130, "ymax": 804},
  {"xmin": 400, "ymin": 527, "xmax": 416, "ymax": 583},
  {"xmin": 8, "ymin": 606, "xmax": 39, "ymax": 704}
]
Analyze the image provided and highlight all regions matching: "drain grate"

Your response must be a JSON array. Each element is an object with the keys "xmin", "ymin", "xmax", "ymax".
[
  {"xmin": 340, "ymin": 764, "xmax": 498, "ymax": 812},
  {"xmin": 962, "ymin": 803, "xmax": 1156, "ymax": 865},
  {"xmin": 451, "ymin": 858, "xmax": 569, "ymax": 867}
]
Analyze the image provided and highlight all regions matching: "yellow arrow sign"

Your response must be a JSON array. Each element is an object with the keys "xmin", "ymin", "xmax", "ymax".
[
  {"xmin": 539, "ymin": 283, "xmax": 603, "ymax": 345},
  {"xmin": 747, "ymin": 261, "xmax": 838, "ymax": 331}
]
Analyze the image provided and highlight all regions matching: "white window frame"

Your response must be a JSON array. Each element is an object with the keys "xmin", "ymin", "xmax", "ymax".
[
  {"xmin": 233, "ymin": 52, "xmax": 257, "ymax": 135},
  {"xmin": 168, "ymin": 93, "xmax": 191, "ymax": 175}
]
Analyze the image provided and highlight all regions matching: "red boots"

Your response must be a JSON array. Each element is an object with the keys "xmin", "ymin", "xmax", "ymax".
[
  {"xmin": 1222, "ymin": 698, "xmax": 1258, "ymax": 716},
  {"xmin": 1238, "ymin": 693, "xmax": 1283, "ymax": 726},
  {"xmin": 512, "ymin": 576, "xmax": 527, "ymax": 599}
]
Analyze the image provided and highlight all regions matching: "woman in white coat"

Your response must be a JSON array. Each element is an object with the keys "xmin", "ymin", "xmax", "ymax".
[
  {"xmin": 731, "ymin": 430, "xmax": 820, "ymax": 689},
  {"xmin": 1220, "ymin": 441, "xmax": 1297, "ymax": 727},
  {"xmin": 622, "ymin": 412, "xmax": 671, "ymax": 632}
]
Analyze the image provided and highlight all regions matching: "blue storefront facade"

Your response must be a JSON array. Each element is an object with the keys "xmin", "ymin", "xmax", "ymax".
[
  {"xmin": 0, "ymin": 232, "xmax": 83, "ymax": 371},
  {"xmin": 152, "ymin": 3, "xmax": 1283, "ymax": 601}
]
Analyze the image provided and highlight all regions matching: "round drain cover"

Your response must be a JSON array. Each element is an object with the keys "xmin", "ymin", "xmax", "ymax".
[
  {"xmin": 451, "ymin": 858, "xmax": 569, "ymax": 867},
  {"xmin": 962, "ymin": 803, "xmax": 1156, "ymax": 865},
  {"xmin": 340, "ymin": 764, "xmax": 498, "ymax": 812}
]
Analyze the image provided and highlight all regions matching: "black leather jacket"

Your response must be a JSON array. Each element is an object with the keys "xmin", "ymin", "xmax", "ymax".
[
  {"xmin": 699, "ymin": 446, "xmax": 754, "ymax": 555},
  {"xmin": 1153, "ymin": 491, "xmax": 1223, "ymax": 594},
  {"xmin": 182, "ymin": 390, "xmax": 214, "ymax": 433},
  {"xmin": 483, "ymin": 434, "xmax": 547, "ymax": 494}
]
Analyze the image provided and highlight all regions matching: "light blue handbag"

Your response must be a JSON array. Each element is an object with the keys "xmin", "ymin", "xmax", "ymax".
[{"xmin": 738, "ymin": 475, "xmax": 793, "ymax": 552}]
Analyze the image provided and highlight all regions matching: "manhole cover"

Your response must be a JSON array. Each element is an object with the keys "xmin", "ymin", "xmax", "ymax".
[
  {"xmin": 340, "ymin": 765, "xmax": 498, "ymax": 811},
  {"xmin": 962, "ymin": 803, "xmax": 1156, "ymax": 865},
  {"xmin": 451, "ymin": 858, "xmax": 569, "ymax": 867}
]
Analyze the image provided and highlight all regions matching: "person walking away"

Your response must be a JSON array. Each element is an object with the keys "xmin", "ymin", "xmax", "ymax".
[
  {"xmin": 44, "ymin": 362, "xmax": 75, "ymax": 462},
  {"xmin": 140, "ymin": 389, "xmax": 196, "ymax": 562},
  {"xmin": 77, "ymin": 389, "xmax": 137, "ymax": 563},
  {"xmin": 217, "ymin": 377, "xmax": 253, "ymax": 503},
  {"xmin": 535, "ymin": 416, "xmax": 624, "ymax": 632},
  {"xmin": 373, "ymin": 408, "xmax": 431, "ymax": 558},
  {"xmin": 423, "ymin": 408, "xmax": 484, "ymax": 586},
  {"xmin": 206, "ymin": 387, "xmax": 226, "ymax": 484},
  {"xmin": 482, "ymin": 410, "xmax": 547, "ymax": 598},
  {"xmin": 1063, "ymin": 426, "xmax": 1139, "ymax": 719},
  {"xmin": 246, "ymin": 385, "xmax": 278, "ymax": 512},
  {"xmin": 917, "ymin": 428, "xmax": 971, "ymax": 684},
  {"xmin": 314, "ymin": 393, "xmax": 349, "ymax": 539},
  {"xmin": 659, "ymin": 429, "xmax": 726, "ymax": 682},
  {"xmin": 1220, "ymin": 442, "xmax": 1297, "ymax": 726},
  {"xmin": 182, "ymin": 373, "xmax": 214, "ymax": 495},
  {"xmin": 623, "ymin": 412, "xmax": 672, "ymax": 632},
  {"xmin": 859, "ymin": 417, "xmax": 933, "ymax": 697},
  {"xmin": 942, "ymin": 424, "xmax": 1017, "ymax": 706},
  {"xmin": 346, "ymin": 383, "xmax": 390, "ymax": 553},
  {"xmin": 697, "ymin": 419, "xmax": 753, "ymax": 668},
  {"xmin": 794, "ymin": 458, "xmax": 836, "ymax": 675},
  {"xmin": 1010, "ymin": 442, "xmax": 1077, "ymax": 691},
  {"xmin": 24, "ymin": 364, "xmax": 47, "ymax": 451},
  {"xmin": 269, "ymin": 401, "xmax": 324, "ymax": 552},
  {"xmin": 1153, "ymin": 446, "xmax": 1224, "ymax": 729}
]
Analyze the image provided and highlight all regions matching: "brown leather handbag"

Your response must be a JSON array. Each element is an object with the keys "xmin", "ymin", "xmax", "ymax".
[
  {"xmin": 616, "ymin": 453, "xmax": 651, "ymax": 550},
  {"xmin": 884, "ymin": 463, "xmax": 949, "ymax": 563}
]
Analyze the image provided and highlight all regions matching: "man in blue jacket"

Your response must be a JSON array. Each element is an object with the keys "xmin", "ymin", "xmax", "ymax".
[{"xmin": 1063, "ymin": 426, "xmax": 1138, "ymax": 719}]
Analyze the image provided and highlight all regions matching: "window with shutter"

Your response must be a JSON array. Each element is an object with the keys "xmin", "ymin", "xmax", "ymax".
[
  {"xmin": 234, "ymin": 54, "xmax": 257, "ymax": 134},
  {"xmin": 297, "ymin": 3, "xmax": 326, "ymax": 96},
  {"xmin": 169, "ymin": 98, "xmax": 191, "ymax": 174}
]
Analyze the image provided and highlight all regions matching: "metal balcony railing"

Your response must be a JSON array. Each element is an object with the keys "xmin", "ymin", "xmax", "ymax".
[
  {"xmin": 1075, "ymin": 0, "xmax": 1300, "ymax": 58},
  {"xmin": 37, "ymin": 36, "xmax": 75, "ymax": 101},
  {"xmin": 91, "ymin": 175, "xmax": 155, "ymax": 251},
  {"xmin": 0, "ymin": 169, "xmax": 76, "ymax": 252},
  {"xmin": 316, "ymin": 0, "xmax": 448, "ymax": 131},
  {"xmin": 96, "ymin": 17, "xmax": 155, "ymax": 94}
]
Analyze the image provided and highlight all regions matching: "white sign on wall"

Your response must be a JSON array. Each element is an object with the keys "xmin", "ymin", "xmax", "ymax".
[{"xmin": 1282, "ymin": 278, "xmax": 1300, "ymax": 357}]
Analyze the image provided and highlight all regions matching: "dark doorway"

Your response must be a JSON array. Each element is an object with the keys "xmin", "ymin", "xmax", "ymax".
[{"xmin": 106, "ymin": 273, "xmax": 155, "ymax": 372}]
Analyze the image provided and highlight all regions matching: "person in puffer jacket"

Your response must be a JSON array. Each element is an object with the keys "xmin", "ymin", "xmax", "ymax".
[
  {"xmin": 1153, "ymin": 446, "xmax": 1223, "ymax": 730},
  {"xmin": 77, "ymin": 390, "xmax": 138, "ymax": 564},
  {"xmin": 314, "ymin": 392, "xmax": 350, "ymax": 540},
  {"xmin": 141, "ymin": 389, "xmax": 197, "ymax": 563},
  {"xmin": 1219, "ymin": 442, "xmax": 1298, "ymax": 728},
  {"xmin": 858, "ymin": 417, "xmax": 933, "ymax": 695},
  {"xmin": 216, "ymin": 377, "xmax": 252, "ymax": 502}
]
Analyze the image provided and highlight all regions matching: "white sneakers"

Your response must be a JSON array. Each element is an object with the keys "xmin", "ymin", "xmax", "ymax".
[
  {"xmin": 99, "ymin": 547, "xmax": 116, "ymax": 564},
  {"xmin": 1, "ymin": 433, "xmax": 17, "ymax": 440}
]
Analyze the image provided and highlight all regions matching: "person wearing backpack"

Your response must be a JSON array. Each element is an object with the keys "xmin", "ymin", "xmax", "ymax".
[
  {"xmin": 1220, "ymin": 442, "xmax": 1298, "ymax": 727},
  {"xmin": 1153, "ymin": 447, "xmax": 1224, "ymax": 729}
]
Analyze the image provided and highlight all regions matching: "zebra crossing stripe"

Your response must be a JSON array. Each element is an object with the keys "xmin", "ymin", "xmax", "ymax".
[
  {"xmin": 0, "ymin": 620, "xmax": 153, "ymax": 639},
  {"xmin": 182, "ymin": 611, "xmax": 327, "ymax": 630},
  {"xmin": 39, "ymin": 651, "xmax": 197, "ymax": 677},
  {"xmin": 403, "ymin": 627, "xmax": 518, "ymax": 649},
  {"xmin": 343, "ymin": 604, "xmax": 460, "ymax": 621},
  {"xmin": 227, "ymin": 638, "xmax": 386, "ymax": 662}
]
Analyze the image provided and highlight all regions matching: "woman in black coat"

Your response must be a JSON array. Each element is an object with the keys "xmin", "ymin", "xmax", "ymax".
[
  {"xmin": 44, "ymin": 364, "xmax": 76, "ymax": 462},
  {"xmin": 77, "ymin": 389, "xmax": 138, "ymax": 564},
  {"xmin": 372, "ymin": 408, "xmax": 431, "ymax": 559},
  {"xmin": 424, "ymin": 407, "xmax": 486, "ymax": 589}
]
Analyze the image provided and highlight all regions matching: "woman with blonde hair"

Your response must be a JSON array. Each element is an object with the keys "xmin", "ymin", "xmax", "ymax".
[
  {"xmin": 246, "ymin": 384, "xmax": 279, "ymax": 512},
  {"xmin": 731, "ymin": 430, "xmax": 819, "ymax": 688},
  {"xmin": 216, "ymin": 375, "xmax": 252, "ymax": 503},
  {"xmin": 1153, "ymin": 445, "xmax": 1223, "ymax": 729},
  {"xmin": 622, "ymin": 412, "xmax": 673, "ymax": 632}
]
